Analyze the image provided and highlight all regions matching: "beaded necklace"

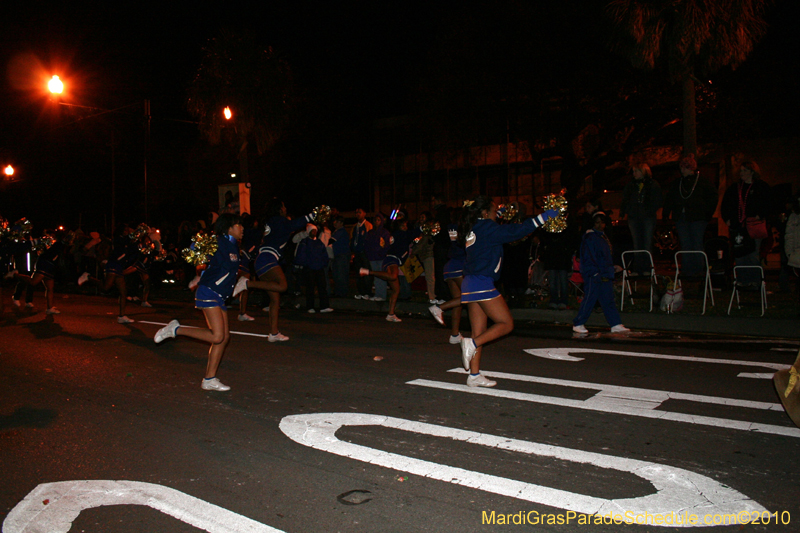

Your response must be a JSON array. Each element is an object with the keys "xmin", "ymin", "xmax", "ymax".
[{"xmin": 679, "ymin": 172, "xmax": 699, "ymax": 200}]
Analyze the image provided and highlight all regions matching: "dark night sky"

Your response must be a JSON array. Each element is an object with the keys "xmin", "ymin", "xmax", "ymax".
[{"xmin": 1, "ymin": 0, "xmax": 798, "ymax": 230}]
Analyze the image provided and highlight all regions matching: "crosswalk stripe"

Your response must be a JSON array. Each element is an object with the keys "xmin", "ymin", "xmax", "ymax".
[{"xmin": 407, "ymin": 376, "xmax": 800, "ymax": 439}]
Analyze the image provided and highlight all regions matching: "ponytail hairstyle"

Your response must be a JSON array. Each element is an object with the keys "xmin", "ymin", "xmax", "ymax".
[
  {"xmin": 457, "ymin": 196, "xmax": 492, "ymax": 248},
  {"xmin": 214, "ymin": 212, "xmax": 243, "ymax": 238}
]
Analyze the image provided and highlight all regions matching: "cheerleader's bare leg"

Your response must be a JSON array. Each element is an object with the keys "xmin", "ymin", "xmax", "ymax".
[
  {"xmin": 469, "ymin": 296, "xmax": 514, "ymax": 373},
  {"xmin": 368, "ymin": 265, "xmax": 399, "ymax": 316},
  {"xmin": 249, "ymin": 266, "xmax": 287, "ymax": 335},
  {"xmin": 441, "ymin": 277, "xmax": 463, "ymax": 337}
]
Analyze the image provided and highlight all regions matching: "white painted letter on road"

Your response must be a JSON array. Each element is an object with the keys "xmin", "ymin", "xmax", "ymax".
[
  {"xmin": 280, "ymin": 412, "xmax": 765, "ymax": 526},
  {"xmin": 2, "ymin": 480, "xmax": 284, "ymax": 533}
]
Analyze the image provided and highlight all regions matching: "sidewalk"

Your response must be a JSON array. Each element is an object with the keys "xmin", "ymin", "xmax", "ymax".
[{"xmin": 329, "ymin": 293, "xmax": 800, "ymax": 340}]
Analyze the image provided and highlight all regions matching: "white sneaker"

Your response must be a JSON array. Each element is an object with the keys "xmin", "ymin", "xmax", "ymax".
[
  {"xmin": 467, "ymin": 373, "xmax": 497, "ymax": 388},
  {"xmin": 611, "ymin": 324, "xmax": 631, "ymax": 333},
  {"xmin": 25, "ymin": 302, "xmax": 34, "ymax": 309},
  {"xmin": 429, "ymin": 299, "xmax": 445, "ymax": 305},
  {"xmin": 262, "ymin": 306, "xmax": 270, "ymax": 312},
  {"xmin": 232, "ymin": 276, "xmax": 249, "ymax": 297},
  {"xmin": 354, "ymin": 295, "xmax": 363, "ymax": 300},
  {"xmin": 77, "ymin": 272, "xmax": 90, "ymax": 286},
  {"xmin": 320, "ymin": 308, "xmax": 334, "ymax": 313},
  {"xmin": 12, "ymin": 299, "xmax": 20, "ymax": 307},
  {"xmin": 386, "ymin": 314, "xmax": 402, "ymax": 322},
  {"xmin": 117, "ymin": 315, "xmax": 135, "ymax": 324},
  {"xmin": 268, "ymin": 332, "xmax": 289, "ymax": 342},
  {"xmin": 359, "ymin": 268, "xmax": 369, "ymax": 276},
  {"xmin": 369, "ymin": 296, "xmax": 385, "ymax": 301},
  {"xmin": 307, "ymin": 308, "xmax": 316, "ymax": 313},
  {"xmin": 46, "ymin": 307, "xmax": 61, "ymax": 315},
  {"xmin": 154, "ymin": 319, "xmax": 180, "ymax": 343},
  {"xmin": 460, "ymin": 337, "xmax": 476, "ymax": 371},
  {"xmin": 428, "ymin": 305, "xmax": 444, "ymax": 325},
  {"xmin": 238, "ymin": 313, "xmax": 255, "ymax": 321},
  {"xmin": 201, "ymin": 377, "xmax": 230, "ymax": 391},
  {"xmin": 449, "ymin": 333, "xmax": 463, "ymax": 344},
  {"xmin": 572, "ymin": 325, "xmax": 589, "ymax": 334},
  {"xmin": 140, "ymin": 301, "xmax": 152, "ymax": 308}
]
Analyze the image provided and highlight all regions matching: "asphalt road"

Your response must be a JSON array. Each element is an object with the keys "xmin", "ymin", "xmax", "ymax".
[{"xmin": 1, "ymin": 294, "xmax": 799, "ymax": 532}]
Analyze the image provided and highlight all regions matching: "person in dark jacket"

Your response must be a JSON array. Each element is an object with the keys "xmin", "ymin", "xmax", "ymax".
[
  {"xmin": 330, "ymin": 216, "xmax": 351, "ymax": 297},
  {"xmin": 720, "ymin": 160, "xmax": 771, "ymax": 285},
  {"xmin": 294, "ymin": 224, "xmax": 332, "ymax": 313},
  {"xmin": 572, "ymin": 212, "xmax": 630, "ymax": 334},
  {"xmin": 153, "ymin": 213, "xmax": 244, "ymax": 392},
  {"xmin": 350, "ymin": 207, "xmax": 373, "ymax": 300},
  {"xmin": 662, "ymin": 154, "xmax": 718, "ymax": 277},
  {"xmin": 620, "ymin": 163, "xmax": 662, "ymax": 275},
  {"xmin": 364, "ymin": 213, "xmax": 391, "ymax": 301},
  {"xmin": 539, "ymin": 221, "xmax": 576, "ymax": 310}
]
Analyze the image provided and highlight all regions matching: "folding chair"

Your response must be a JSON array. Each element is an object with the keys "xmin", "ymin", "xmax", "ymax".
[
  {"xmin": 727, "ymin": 265, "xmax": 767, "ymax": 316},
  {"xmin": 620, "ymin": 250, "xmax": 657, "ymax": 312},
  {"xmin": 673, "ymin": 251, "xmax": 714, "ymax": 314}
]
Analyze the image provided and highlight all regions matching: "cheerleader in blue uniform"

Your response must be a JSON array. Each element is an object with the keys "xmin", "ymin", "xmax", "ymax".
[
  {"xmin": 11, "ymin": 230, "xmax": 66, "ymax": 315},
  {"xmin": 125, "ymin": 233, "xmax": 159, "ymax": 308},
  {"xmin": 428, "ymin": 209, "xmax": 466, "ymax": 343},
  {"xmin": 78, "ymin": 225, "xmax": 138, "ymax": 323},
  {"xmin": 154, "ymin": 213, "xmax": 244, "ymax": 392},
  {"xmin": 359, "ymin": 215, "xmax": 412, "ymax": 322},
  {"xmin": 234, "ymin": 198, "xmax": 314, "ymax": 342},
  {"xmin": 458, "ymin": 196, "xmax": 557, "ymax": 387}
]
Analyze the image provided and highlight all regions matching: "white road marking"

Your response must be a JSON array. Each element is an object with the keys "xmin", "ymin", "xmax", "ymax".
[
  {"xmin": 280, "ymin": 412, "xmax": 766, "ymax": 525},
  {"xmin": 737, "ymin": 372, "xmax": 775, "ymax": 379},
  {"xmin": 446, "ymin": 368, "xmax": 782, "ymax": 411},
  {"xmin": 524, "ymin": 347, "xmax": 791, "ymax": 371},
  {"xmin": 408, "ymin": 374, "xmax": 800, "ymax": 439},
  {"xmin": 2, "ymin": 480, "xmax": 283, "ymax": 533},
  {"xmin": 139, "ymin": 320, "xmax": 270, "ymax": 339},
  {"xmin": 770, "ymin": 347, "xmax": 799, "ymax": 352}
]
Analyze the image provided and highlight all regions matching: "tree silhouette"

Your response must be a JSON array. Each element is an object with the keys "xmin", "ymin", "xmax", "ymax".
[
  {"xmin": 187, "ymin": 29, "xmax": 294, "ymax": 181},
  {"xmin": 606, "ymin": 0, "xmax": 770, "ymax": 156}
]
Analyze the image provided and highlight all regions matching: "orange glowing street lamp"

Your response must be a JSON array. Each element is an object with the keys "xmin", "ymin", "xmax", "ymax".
[
  {"xmin": 4, "ymin": 165, "xmax": 14, "ymax": 177},
  {"xmin": 48, "ymin": 75, "xmax": 64, "ymax": 95},
  {"xmin": 223, "ymin": 106, "xmax": 232, "ymax": 120}
]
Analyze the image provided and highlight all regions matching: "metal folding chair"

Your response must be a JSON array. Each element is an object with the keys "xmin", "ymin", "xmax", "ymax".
[
  {"xmin": 620, "ymin": 250, "xmax": 657, "ymax": 312},
  {"xmin": 673, "ymin": 251, "xmax": 714, "ymax": 314},
  {"xmin": 727, "ymin": 265, "xmax": 767, "ymax": 316}
]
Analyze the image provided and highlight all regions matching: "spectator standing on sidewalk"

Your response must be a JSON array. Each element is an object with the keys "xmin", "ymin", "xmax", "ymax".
[
  {"xmin": 620, "ymin": 163, "xmax": 662, "ymax": 275},
  {"xmin": 539, "ymin": 220, "xmax": 575, "ymax": 310},
  {"xmin": 294, "ymin": 224, "xmax": 332, "ymax": 313},
  {"xmin": 330, "ymin": 216, "xmax": 350, "ymax": 297},
  {"xmin": 720, "ymin": 160, "xmax": 771, "ymax": 286},
  {"xmin": 364, "ymin": 212, "xmax": 391, "ymax": 301},
  {"xmin": 662, "ymin": 154, "xmax": 718, "ymax": 277},
  {"xmin": 350, "ymin": 207, "xmax": 373, "ymax": 300},
  {"xmin": 572, "ymin": 211, "xmax": 630, "ymax": 335}
]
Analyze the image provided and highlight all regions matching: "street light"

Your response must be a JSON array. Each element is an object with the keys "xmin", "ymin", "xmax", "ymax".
[
  {"xmin": 48, "ymin": 75, "xmax": 63, "ymax": 95},
  {"xmin": 4, "ymin": 165, "xmax": 13, "ymax": 177},
  {"xmin": 223, "ymin": 106, "xmax": 232, "ymax": 120}
]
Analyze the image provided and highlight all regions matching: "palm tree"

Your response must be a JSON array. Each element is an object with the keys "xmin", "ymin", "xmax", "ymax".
[
  {"xmin": 187, "ymin": 30, "xmax": 294, "ymax": 181},
  {"xmin": 606, "ymin": 0, "xmax": 770, "ymax": 156}
]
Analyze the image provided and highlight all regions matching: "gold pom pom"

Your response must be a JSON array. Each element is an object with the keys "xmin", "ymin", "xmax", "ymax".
[
  {"xmin": 181, "ymin": 232, "xmax": 218, "ymax": 266},
  {"xmin": 496, "ymin": 204, "xmax": 519, "ymax": 223},
  {"xmin": 542, "ymin": 190, "xmax": 569, "ymax": 233},
  {"xmin": 312, "ymin": 205, "xmax": 331, "ymax": 225},
  {"xmin": 422, "ymin": 221, "xmax": 441, "ymax": 236},
  {"xmin": 32, "ymin": 234, "xmax": 56, "ymax": 253},
  {"xmin": 130, "ymin": 223, "xmax": 150, "ymax": 240}
]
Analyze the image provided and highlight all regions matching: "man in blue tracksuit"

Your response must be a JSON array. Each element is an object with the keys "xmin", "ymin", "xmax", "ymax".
[{"xmin": 573, "ymin": 212, "xmax": 629, "ymax": 334}]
